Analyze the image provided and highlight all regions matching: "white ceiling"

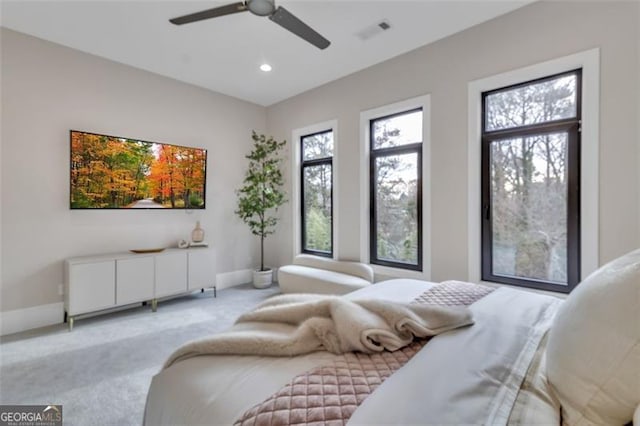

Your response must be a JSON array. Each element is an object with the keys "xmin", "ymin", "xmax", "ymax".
[{"xmin": 0, "ymin": 1, "xmax": 533, "ymax": 106}]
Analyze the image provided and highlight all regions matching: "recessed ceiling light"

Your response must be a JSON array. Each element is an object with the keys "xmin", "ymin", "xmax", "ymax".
[{"xmin": 260, "ymin": 63, "xmax": 272, "ymax": 72}]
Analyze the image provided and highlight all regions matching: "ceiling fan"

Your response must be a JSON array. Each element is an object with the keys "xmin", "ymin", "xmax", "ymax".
[{"xmin": 169, "ymin": 0, "xmax": 331, "ymax": 50}]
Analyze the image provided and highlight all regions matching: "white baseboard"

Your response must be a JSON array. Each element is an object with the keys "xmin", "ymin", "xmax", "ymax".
[
  {"xmin": 216, "ymin": 269, "xmax": 253, "ymax": 290},
  {"xmin": 0, "ymin": 269, "xmax": 257, "ymax": 336},
  {"xmin": 0, "ymin": 302, "xmax": 64, "ymax": 337}
]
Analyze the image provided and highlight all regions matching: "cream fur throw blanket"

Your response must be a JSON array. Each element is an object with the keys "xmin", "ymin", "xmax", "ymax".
[{"xmin": 163, "ymin": 293, "xmax": 473, "ymax": 369}]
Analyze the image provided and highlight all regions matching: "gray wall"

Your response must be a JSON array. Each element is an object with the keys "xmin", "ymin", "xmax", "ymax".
[
  {"xmin": 638, "ymin": 1, "xmax": 640, "ymax": 249},
  {"xmin": 2, "ymin": 1, "xmax": 639, "ymax": 318},
  {"xmin": 1, "ymin": 28, "xmax": 266, "ymax": 312},
  {"xmin": 266, "ymin": 1, "xmax": 640, "ymax": 281}
]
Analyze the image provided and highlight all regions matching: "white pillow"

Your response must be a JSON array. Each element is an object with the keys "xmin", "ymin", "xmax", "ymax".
[{"xmin": 546, "ymin": 249, "xmax": 640, "ymax": 425}]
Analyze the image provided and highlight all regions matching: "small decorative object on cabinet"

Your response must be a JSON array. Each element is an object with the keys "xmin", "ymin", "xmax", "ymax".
[
  {"xmin": 130, "ymin": 248, "xmax": 166, "ymax": 254},
  {"xmin": 191, "ymin": 221, "xmax": 205, "ymax": 243},
  {"xmin": 64, "ymin": 247, "xmax": 216, "ymax": 331},
  {"xmin": 189, "ymin": 241, "xmax": 208, "ymax": 248}
]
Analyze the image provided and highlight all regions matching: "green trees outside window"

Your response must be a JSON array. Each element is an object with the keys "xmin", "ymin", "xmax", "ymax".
[
  {"xmin": 369, "ymin": 109, "xmax": 423, "ymax": 271},
  {"xmin": 481, "ymin": 70, "xmax": 581, "ymax": 292},
  {"xmin": 300, "ymin": 130, "xmax": 333, "ymax": 256}
]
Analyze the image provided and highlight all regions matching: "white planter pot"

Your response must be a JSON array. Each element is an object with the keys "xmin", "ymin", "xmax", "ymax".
[{"xmin": 252, "ymin": 269, "xmax": 273, "ymax": 289}]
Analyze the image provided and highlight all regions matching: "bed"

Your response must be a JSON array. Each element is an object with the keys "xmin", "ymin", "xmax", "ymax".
[{"xmin": 144, "ymin": 250, "xmax": 640, "ymax": 425}]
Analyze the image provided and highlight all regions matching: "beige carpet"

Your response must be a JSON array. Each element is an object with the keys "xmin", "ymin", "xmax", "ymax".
[{"xmin": 0, "ymin": 284, "xmax": 280, "ymax": 426}]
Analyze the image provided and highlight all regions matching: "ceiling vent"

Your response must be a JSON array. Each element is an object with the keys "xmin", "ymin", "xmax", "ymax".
[{"xmin": 356, "ymin": 20, "xmax": 391, "ymax": 41}]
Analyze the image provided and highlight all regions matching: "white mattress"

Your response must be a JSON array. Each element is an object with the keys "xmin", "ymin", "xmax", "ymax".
[{"xmin": 144, "ymin": 279, "xmax": 562, "ymax": 425}]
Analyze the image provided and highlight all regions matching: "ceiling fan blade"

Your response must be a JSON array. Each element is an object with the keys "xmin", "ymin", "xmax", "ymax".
[
  {"xmin": 170, "ymin": 2, "xmax": 248, "ymax": 25},
  {"xmin": 269, "ymin": 6, "xmax": 330, "ymax": 50}
]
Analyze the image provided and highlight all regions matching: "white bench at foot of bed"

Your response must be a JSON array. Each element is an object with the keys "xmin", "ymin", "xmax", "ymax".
[{"xmin": 277, "ymin": 254, "xmax": 374, "ymax": 295}]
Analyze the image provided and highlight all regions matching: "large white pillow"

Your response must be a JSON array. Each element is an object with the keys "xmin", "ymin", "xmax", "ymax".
[{"xmin": 546, "ymin": 249, "xmax": 640, "ymax": 425}]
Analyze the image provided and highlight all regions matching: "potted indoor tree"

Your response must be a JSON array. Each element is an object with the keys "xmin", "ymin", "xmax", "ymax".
[{"xmin": 235, "ymin": 131, "xmax": 287, "ymax": 288}]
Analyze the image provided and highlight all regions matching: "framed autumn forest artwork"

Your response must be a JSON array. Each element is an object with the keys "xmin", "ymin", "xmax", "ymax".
[{"xmin": 70, "ymin": 130, "xmax": 207, "ymax": 209}]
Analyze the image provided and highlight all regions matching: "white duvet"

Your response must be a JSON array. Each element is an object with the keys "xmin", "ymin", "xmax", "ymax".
[{"xmin": 144, "ymin": 279, "xmax": 562, "ymax": 425}]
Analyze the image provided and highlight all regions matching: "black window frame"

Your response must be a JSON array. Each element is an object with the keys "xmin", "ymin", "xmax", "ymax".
[
  {"xmin": 369, "ymin": 108, "xmax": 423, "ymax": 271},
  {"xmin": 300, "ymin": 129, "xmax": 334, "ymax": 258},
  {"xmin": 481, "ymin": 69, "xmax": 582, "ymax": 293}
]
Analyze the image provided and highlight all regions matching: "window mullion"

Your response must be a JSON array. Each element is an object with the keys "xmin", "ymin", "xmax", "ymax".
[
  {"xmin": 374, "ymin": 144, "xmax": 420, "ymax": 157},
  {"xmin": 483, "ymin": 119, "xmax": 579, "ymax": 139},
  {"xmin": 301, "ymin": 157, "xmax": 332, "ymax": 167}
]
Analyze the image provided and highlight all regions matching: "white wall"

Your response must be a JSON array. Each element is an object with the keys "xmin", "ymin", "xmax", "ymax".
[
  {"xmin": 638, "ymin": 2, "xmax": 640, "ymax": 247},
  {"xmin": 0, "ymin": 29, "xmax": 3, "ymax": 318},
  {"xmin": 266, "ymin": 1, "xmax": 640, "ymax": 281},
  {"xmin": 0, "ymin": 29, "xmax": 266, "ymax": 315},
  {"xmin": 2, "ymin": 1, "xmax": 639, "ymax": 334}
]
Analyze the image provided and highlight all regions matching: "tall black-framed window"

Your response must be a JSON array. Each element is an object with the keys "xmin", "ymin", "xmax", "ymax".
[
  {"xmin": 370, "ymin": 108, "xmax": 423, "ymax": 271},
  {"xmin": 481, "ymin": 69, "xmax": 582, "ymax": 293},
  {"xmin": 300, "ymin": 130, "xmax": 333, "ymax": 257}
]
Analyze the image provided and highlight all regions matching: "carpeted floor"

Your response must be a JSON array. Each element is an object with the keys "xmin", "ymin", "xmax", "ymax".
[{"xmin": 0, "ymin": 284, "xmax": 280, "ymax": 426}]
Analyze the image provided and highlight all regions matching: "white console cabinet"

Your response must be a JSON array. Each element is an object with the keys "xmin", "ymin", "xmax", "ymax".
[
  {"xmin": 188, "ymin": 249, "xmax": 216, "ymax": 291},
  {"xmin": 67, "ymin": 260, "xmax": 116, "ymax": 315},
  {"xmin": 64, "ymin": 248, "xmax": 216, "ymax": 330},
  {"xmin": 117, "ymin": 257, "xmax": 155, "ymax": 305},
  {"xmin": 155, "ymin": 251, "xmax": 188, "ymax": 298}
]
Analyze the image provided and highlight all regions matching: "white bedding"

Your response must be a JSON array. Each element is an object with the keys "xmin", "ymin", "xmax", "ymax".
[
  {"xmin": 163, "ymin": 290, "xmax": 473, "ymax": 366},
  {"xmin": 144, "ymin": 279, "xmax": 562, "ymax": 425}
]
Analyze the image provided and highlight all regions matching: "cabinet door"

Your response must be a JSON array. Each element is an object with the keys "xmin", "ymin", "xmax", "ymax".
[
  {"xmin": 188, "ymin": 249, "xmax": 216, "ymax": 290},
  {"xmin": 116, "ymin": 257, "xmax": 155, "ymax": 305},
  {"xmin": 68, "ymin": 261, "xmax": 116, "ymax": 315},
  {"xmin": 155, "ymin": 252, "xmax": 188, "ymax": 298}
]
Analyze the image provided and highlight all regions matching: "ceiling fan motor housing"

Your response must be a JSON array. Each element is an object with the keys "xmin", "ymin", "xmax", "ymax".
[{"xmin": 248, "ymin": 0, "xmax": 275, "ymax": 16}]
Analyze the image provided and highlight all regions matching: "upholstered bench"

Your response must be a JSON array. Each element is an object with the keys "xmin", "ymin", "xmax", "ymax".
[{"xmin": 277, "ymin": 254, "xmax": 374, "ymax": 295}]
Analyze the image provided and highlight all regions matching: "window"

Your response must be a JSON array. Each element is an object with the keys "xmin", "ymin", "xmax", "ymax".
[
  {"xmin": 370, "ymin": 108, "xmax": 423, "ymax": 271},
  {"xmin": 481, "ymin": 70, "xmax": 582, "ymax": 292},
  {"xmin": 300, "ymin": 130, "xmax": 333, "ymax": 256}
]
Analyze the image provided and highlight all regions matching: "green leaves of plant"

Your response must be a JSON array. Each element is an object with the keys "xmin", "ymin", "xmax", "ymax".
[{"xmin": 235, "ymin": 131, "xmax": 288, "ymax": 239}]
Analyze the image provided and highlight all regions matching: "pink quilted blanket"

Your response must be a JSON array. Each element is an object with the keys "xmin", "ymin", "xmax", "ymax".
[{"xmin": 234, "ymin": 281, "xmax": 494, "ymax": 426}]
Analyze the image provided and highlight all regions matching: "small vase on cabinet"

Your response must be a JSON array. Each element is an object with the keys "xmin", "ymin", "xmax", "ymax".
[{"xmin": 191, "ymin": 221, "xmax": 205, "ymax": 243}]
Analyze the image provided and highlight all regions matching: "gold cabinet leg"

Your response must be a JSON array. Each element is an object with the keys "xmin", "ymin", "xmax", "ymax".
[
  {"xmin": 152, "ymin": 299, "xmax": 158, "ymax": 312},
  {"xmin": 68, "ymin": 317, "xmax": 74, "ymax": 332}
]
